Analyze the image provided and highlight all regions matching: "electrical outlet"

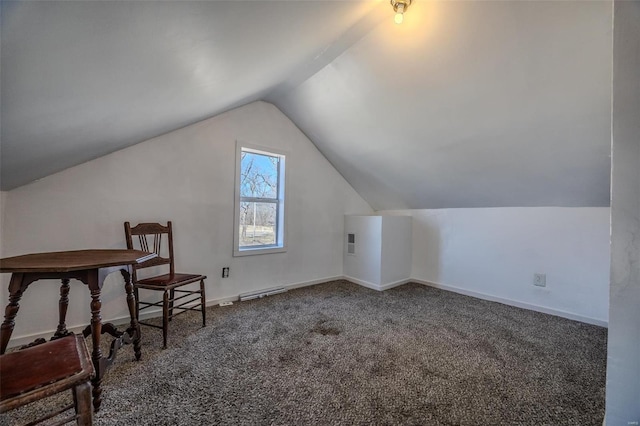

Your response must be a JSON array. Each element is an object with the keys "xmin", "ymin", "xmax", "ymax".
[
  {"xmin": 533, "ymin": 273, "xmax": 546, "ymax": 287},
  {"xmin": 219, "ymin": 301, "xmax": 233, "ymax": 307},
  {"xmin": 222, "ymin": 267, "xmax": 230, "ymax": 278}
]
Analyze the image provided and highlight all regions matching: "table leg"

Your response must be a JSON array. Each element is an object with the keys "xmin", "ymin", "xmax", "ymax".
[
  {"xmin": 1, "ymin": 273, "xmax": 26, "ymax": 354},
  {"xmin": 55, "ymin": 278, "xmax": 71, "ymax": 337},
  {"xmin": 88, "ymin": 273, "xmax": 103, "ymax": 412},
  {"xmin": 120, "ymin": 269, "xmax": 141, "ymax": 361}
]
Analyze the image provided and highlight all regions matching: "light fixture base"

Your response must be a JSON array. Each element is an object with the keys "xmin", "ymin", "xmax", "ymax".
[{"xmin": 390, "ymin": 0, "xmax": 412, "ymax": 14}]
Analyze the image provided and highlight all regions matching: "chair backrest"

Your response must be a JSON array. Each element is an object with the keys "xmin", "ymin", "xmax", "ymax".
[{"xmin": 124, "ymin": 222, "xmax": 175, "ymax": 281}]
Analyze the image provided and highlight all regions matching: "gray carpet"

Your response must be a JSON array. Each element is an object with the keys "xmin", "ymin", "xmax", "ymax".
[{"xmin": 2, "ymin": 281, "xmax": 607, "ymax": 425}]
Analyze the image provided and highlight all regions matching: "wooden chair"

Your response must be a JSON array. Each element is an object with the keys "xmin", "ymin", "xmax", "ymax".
[
  {"xmin": 124, "ymin": 221, "xmax": 207, "ymax": 348},
  {"xmin": 0, "ymin": 334, "xmax": 94, "ymax": 425}
]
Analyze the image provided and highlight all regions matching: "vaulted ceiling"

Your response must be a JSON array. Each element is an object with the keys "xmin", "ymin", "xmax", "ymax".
[{"xmin": 1, "ymin": 0, "xmax": 612, "ymax": 210}]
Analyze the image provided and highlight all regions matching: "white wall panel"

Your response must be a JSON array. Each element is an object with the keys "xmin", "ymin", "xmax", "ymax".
[
  {"xmin": 606, "ymin": 1, "xmax": 640, "ymax": 422},
  {"xmin": 382, "ymin": 207, "xmax": 610, "ymax": 324},
  {"xmin": 0, "ymin": 102, "xmax": 373, "ymax": 342}
]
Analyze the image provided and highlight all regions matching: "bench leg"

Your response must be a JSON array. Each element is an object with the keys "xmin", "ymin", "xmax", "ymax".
[
  {"xmin": 88, "ymin": 281, "xmax": 104, "ymax": 412},
  {"xmin": 73, "ymin": 381, "xmax": 94, "ymax": 426}
]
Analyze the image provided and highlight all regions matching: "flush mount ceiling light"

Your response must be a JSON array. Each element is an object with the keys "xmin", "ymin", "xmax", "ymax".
[{"xmin": 390, "ymin": 0, "xmax": 412, "ymax": 24}]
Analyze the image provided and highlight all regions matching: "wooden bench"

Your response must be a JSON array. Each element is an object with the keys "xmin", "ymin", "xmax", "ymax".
[{"xmin": 0, "ymin": 334, "xmax": 95, "ymax": 425}]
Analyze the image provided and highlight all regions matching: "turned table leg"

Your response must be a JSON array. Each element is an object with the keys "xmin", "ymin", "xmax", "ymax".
[
  {"xmin": 1, "ymin": 273, "xmax": 27, "ymax": 354},
  {"xmin": 121, "ymin": 268, "xmax": 141, "ymax": 360},
  {"xmin": 55, "ymin": 278, "xmax": 71, "ymax": 338}
]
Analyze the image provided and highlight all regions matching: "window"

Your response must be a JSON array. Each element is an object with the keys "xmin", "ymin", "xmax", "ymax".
[{"xmin": 234, "ymin": 143, "xmax": 286, "ymax": 256}]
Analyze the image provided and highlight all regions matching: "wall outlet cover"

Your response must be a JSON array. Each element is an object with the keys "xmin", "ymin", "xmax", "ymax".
[{"xmin": 533, "ymin": 273, "xmax": 546, "ymax": 287}]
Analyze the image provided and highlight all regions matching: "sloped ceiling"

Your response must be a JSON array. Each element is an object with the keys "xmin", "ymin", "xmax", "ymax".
[
  {"xmin": 0, "ymin": 0, "xmax": 380, "ymax": 189},
  {"xmin": 270, "ymin": 0, "xmax": 613, "ymax": 209},
  {"xmin": 1, "ymin": 1, "xmax": 612, "ymax": 210}
]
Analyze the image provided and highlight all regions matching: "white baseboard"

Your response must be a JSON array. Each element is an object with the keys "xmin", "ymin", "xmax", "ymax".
[
  {"xmin": 5, "ymin": 275, "xmax": 343, "ymax": 349},
  {"xmin": 413, "ymin": 278, "xmax": 608, "ymax": 327},
  {"xmin": 342, "ymin": 276, "xmax": 381, "ymax": 291},
  {"xmin": 6, "ymin": 274, "xmax": 606, "ymax": 348},
  {"xmin": 283, "ymin": 275, "xmax": 344, "ymax": 291},
  {"xmin": 379, "ymin": 278, "xmax": 411, "ymax": 291},
  {"xmin": 6, "ymin": 314, "xmax": 148, "ymax": 349},
  {"xmin": 342, "ymin": 276, "xmax": 410, "ymax": 292}
]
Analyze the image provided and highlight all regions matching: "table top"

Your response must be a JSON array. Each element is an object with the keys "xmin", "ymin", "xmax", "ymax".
[{"xmin": 0, "ymin": 249, "xmax": 155, "ymax": 273}]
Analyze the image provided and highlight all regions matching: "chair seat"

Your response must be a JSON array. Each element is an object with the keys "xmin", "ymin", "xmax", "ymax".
[
  {"xmin": 135, "ymin": 273, "xmax": 206, "ymax": 290},
  {"xmin": 0, "ymin": 335, "xmax": 94, "ymax": 418},
  {"xmin": 1, "ymin": 335, "xmax": 90, "ymax": 401}
]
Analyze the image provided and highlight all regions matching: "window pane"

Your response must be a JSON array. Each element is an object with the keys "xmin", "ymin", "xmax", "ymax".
[
  {"xmin": 240, "ymin": 151, "xmax": 278, "ymax": 199},
  {"xmin": 238, "ymin": 201, "xmax": 277, "ymax": 247}
]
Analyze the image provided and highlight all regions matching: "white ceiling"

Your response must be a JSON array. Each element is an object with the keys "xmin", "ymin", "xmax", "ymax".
[
  {"xmin": 1, "ymin": 0, "xmax": 379, "ymax": 189},
  {"xmin": 271, "ymin": 0, "xmax": 613, "ymax": 209},
  {"xmin": 1, "ymin": 1, "xmax": 612, "ymax": 210}
]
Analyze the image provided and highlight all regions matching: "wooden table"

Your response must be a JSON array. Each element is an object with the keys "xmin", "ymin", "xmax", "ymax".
[{"xmin": 0, "ymin": 249, "xmax": 155, "ymax": 412}]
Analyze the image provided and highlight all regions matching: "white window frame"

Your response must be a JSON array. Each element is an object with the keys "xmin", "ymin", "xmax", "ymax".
[{"xmin": 233, "ymin": 141, "xmax": 287, "ymax": 256}]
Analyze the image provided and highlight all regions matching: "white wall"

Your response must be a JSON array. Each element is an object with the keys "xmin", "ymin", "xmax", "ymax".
[
  {"xmin": 380, "ymin": 216, "xmax": 412, "ymax": 286},
  {"xmin": 381, "ymin": 207, "xmax": 610, "ymax": 325},
  {"xmin": 606, "ymin": 1, "xmax": 640, "ymax": 422},
  {"xmin": 0, "ymin": 101, "xmax": 373, "ymax": 343},
  {"xmin": 344, "ymin": 215, "xmax": 411, "ymax": 290},
  {"xmin": 344, "ymin": 215, "xmax": 382, "ymax": 286}
]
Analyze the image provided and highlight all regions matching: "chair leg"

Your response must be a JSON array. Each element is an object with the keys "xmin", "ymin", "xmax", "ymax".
[
  {"xmin": 134, "ymin": 287, "xmax": 140, "ymax": 322},
  {"xmin": 162, "ymin": 291, "xmax": 169, "ymax": 349},
  {"xmin": 73, "ymin": 381, "xmax": 93, "ymax": 426},
  {"xmin": 200, "ymin": 280, "xmax": 206, "ymax": 327},
  {"xmin": 168, "ymin": 289, "xmax": 175, "ymax": 322}
]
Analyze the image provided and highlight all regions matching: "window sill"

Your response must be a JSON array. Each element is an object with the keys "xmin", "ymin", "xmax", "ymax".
[{"xmin": 233, "ymin": 246, "xmax": 287, "ymax": 257}]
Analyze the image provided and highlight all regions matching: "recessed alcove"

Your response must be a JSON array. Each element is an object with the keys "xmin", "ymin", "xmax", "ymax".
[{"xmin": 343, "ymin": 215, "xmax": 412, "ymax": 291}]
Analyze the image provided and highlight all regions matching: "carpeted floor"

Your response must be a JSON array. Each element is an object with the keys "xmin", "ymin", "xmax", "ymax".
[{"xmin": 1, "ymin": 281, "xmax": 607, "ymax": 425}]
